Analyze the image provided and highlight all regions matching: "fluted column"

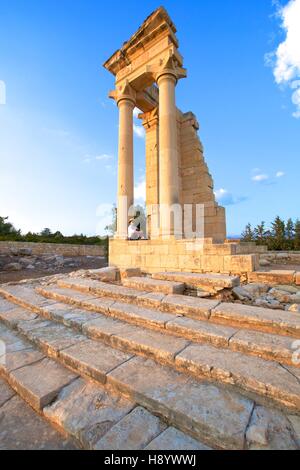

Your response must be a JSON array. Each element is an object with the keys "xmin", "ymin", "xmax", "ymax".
[{"xmin": 110, "ymin": 82, "xmax": 136, "ymax": 238}]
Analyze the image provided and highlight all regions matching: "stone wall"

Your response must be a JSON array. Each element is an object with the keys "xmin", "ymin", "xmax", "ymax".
[
  {"xmin": 260, "ymin": 251, "xmax": 300, "ymax": 265},
  {"xmin": 109, "ymin": 238, "xmax": 259, "ymax": 275},
  {"xmin": 178, "ymin": 111, "xmax": 226, "ymax": 242},
  {"xmin": 0, "ymin": 241, "xmax": 106, "ymax": 257}
]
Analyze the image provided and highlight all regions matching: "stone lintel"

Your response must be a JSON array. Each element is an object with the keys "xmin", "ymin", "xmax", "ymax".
[{"xmin": 103, "ymin": 7, "xmax": 178, "ymax": 76}]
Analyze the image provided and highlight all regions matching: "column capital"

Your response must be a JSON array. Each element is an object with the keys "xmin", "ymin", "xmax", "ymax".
[
  {"xmin": 109, "ymin": 80, "xmax": 136, "ymax": 107},
  {"xmin": 139, "ymin": 107, "xmax": 159, "ymax": 130},
  {"xmin": 155, "ymin": 55, "xmax": 187, "ymax": 85}
]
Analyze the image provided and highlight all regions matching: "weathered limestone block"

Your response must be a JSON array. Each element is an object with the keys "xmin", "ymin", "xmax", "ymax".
[
  {"xmin": 246, "ymin": 405, "xmax": 298, "ymax": 450},
  {"xmin": 120, "ymin": 268, "xmax": 141, "ymax": 279},
  {"xmin": 0, "ymin": 394, "xmax": 76, "ymax": 450},
  {"xmin": 0, "ymin": 377, "xmax": 15, "ymax": 407},
  {"xmin": 94, "ymin": 406, "xmax": 167, "ymax": 450},
  {"xmin": 175, "ymin": 343, "xmax": 300, "ymax": 410},
  {"xmin": 224, "ymin": 255, "xmax": 258, "ymax": 273},
  {"xmin": 44, "ymin": 378, "xmax": 134, "ymax": 449},
  {"xmin": 107, "ymin": 356, "xmax": 254, "ymax": 450},
  {"xmin": 59, "ymin": 339, "xmax": 133, "ymax": 384},
  {"xmin": 145, "ymin": 426, "xmax": 212, "ymax": 450},
  {"xmin": 7, "ymin": 358, "xmax": 78, "ymax": 410},
  {"xmin": 248, "ymin": 270, "xmax": 296, "ymax": 285},
  {"xmin": 122, "ymin": 276, "xmax": 185, "ymax": 294}
]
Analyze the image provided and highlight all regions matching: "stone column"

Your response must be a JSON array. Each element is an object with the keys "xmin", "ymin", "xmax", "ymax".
[
  {"xmin": 156, "ymin": 58, "xmax": 186, "ymax": 237},
  {"xmin": 110, "ymin": 82, "xmax": 136, "ymax": 238},
  {"xmin": 140, "ymin": 108, "xmax": 159, "ymax": 239}
]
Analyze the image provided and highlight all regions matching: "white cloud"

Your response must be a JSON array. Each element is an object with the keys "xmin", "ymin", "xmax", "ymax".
[
  {"xmin": 267, "ymin": 0, "xmax": 300, "ymax": 118},
  {"xmin": 133, "ymin": 124, "xmax": 145, "ymax": 139},
  {"xmin": 133, "ymin": 107, "xmax": 142, "ymax": 118},
  {"xmin": 95, "ymin": 154, "xmax": 113, "ymax": 161},
  {"xmin": 214, "ymin": 188, "xmax": 247, "ymax": 206},
  {"xmin": 276, "ymin": 170, "xmax": 285, "ymax": 177},
  {"xmin": 251, "ymin": 174, "xmax": 269, "ymax": 182},
  {"xmin": 134, "ymin": 178, "xmax": 146, "ymax": 202},
  {"xmin": 83, "ymin": 153, "xmax": 114, "ymax": 163}
]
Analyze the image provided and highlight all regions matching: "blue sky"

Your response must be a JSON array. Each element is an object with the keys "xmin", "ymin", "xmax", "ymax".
[{"xmin": 0, "ymin": 0, "xmax": 299, "ymax": 236}]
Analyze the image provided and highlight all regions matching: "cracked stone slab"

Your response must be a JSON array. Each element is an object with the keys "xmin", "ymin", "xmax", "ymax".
[
  {"xmin": 166, "ymin": 316, "xmax": 237, "ymax": 348},
  {"xmin": 107, "ymin": 356, "xmax": 253, "ymax": 450},
  {"xmin": 0, "ymin": 323, "xmax": 31, "ymax": 354},
  {"xmin": 57, "ymin": 278, "xmax": 148, "ymax": 302},
  {"xmin": 109, "ymin": 301, "xmax": 179, "ymax": 329},
  {"xmin": 161, "ymin": 294, "xmax": 220, "ymax": 320},
  {"xmin": 0, "ymin": 347, "xmax": 45, "ymax": 376},
  {"xmin": 37, "ymin": 286, "xmax": 115, "ymax": 314},
  {"xmin": 0, "ymin": 285, "xmax": 56, "ymax": 312},
  {"xmin": 145, "ymin": 426, "xmax": 212, "ymax": 450},
  {"xmin": 94, "ymin": 406, "xmax": 167, "ymax": 450},
  {"xmin": 17, "ymin": 321, "xmax": 87, "ymax": 357},
  {"xmin": 288, "ymin": 415, "xmax": 300, "ymax": 447},
  {"xmin": 82, "ymin": 315, "xmax": 139, "ymax": 341},
  {"xmin": 136, "ymin": 292, "xmax": 166, "ymax": 309},
  {"xmin": 0, "ymin": 305, "xmax": 38, "ymax": 328},
  {"xmin": 59, "ymin": 339, "xmax": 133, "ymax": 384},
  {"xmin": 246, "ymin": 405, "xmax": 299, "ymax": 450},
  {"xmin": 229, "ymin": 329, "xmax": 297, "ymax": 365},
  {"xmin": 0, "ymin": 377, "xmax": 15, "ymax": 406},
  {"xmin": 175, "ymin": 343, "xmax": 300, "ymax": 411},
  {"xmin": 110, "ymin": 326, "xmax": 190, "ymax": 365},
  {"xmin": 0, "ymin": 297, "xmax": 21, "ymax": 313},
  {"xmin": 122, "ymin": 277, "xmax": 185, "ymax": 295},
  {"xmin": 41, "ymin": 302, "xmax": 100, "ymax": 329},
  {"xmin": 36, "ymin": 285, "xmax": 98, "ymax": 305},
  {"xmin": 7, "ymin": 357, "xmax": 78, "ymax": 410},
  {"xmin": 0, "ymin": 394, "xmax": 77, "ymax": 450},
  {"xmin": 211, "ymin": 302, "xmax": 300, "ymax": 338},
  {"xmin": 152, "ymin": 272, "xmax": 240, "ymax": 290},
  {"xmin": 44, "ymin": 377, "xmax": 134, "ymax": 449}
]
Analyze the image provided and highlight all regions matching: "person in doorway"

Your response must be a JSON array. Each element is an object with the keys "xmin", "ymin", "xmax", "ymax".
[{"xmin": 128, "ymin": 218, "xmax": 144, "ymax": 240}]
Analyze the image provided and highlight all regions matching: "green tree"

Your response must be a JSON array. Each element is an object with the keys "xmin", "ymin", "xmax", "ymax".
[
  {"xmin": 0, "ymin": 216, "xmax": 18, "ymax": 235},
  {"xmin": 270, "ymin": 216, "xmax": 286, "ymax": 250},
  {"xmin": 285, "ymin": 218, "xmax": 294, "ymax": 250},
  {"xmin": 254, "ymin": 221, "xmax": 267, "ymax": 245},
  {"xmin": 40, "ymin": 228, "xmax": 52, "ymax": 237},
  {"xmin": 241, "ymin": 223, "xmax": 255, "ymax": 242},
  {"xmin": 294, "ymin": 219, "xmax": 300, "ymax": 250}
]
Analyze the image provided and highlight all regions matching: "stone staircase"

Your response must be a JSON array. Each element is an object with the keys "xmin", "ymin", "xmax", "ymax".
[{"xmin": 0, "ymin": 271, "xmax": 300, "ymax": 450}]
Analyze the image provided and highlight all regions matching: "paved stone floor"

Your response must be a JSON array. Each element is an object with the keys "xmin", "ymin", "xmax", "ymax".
[{"xmin": 0, "ymin": 378, "xmax": 77, "ymax": 450}]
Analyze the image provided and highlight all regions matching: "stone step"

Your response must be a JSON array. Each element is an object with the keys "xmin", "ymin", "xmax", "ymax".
[
  {"xmin": 0, "ymin": 377, "xmax": 78, "ymax": 450},
  {"xmin": 1, "ymin": 289, "xmax": 300, "ymax": 414},
  {"xmin": 32, "ymin": 285, "xmax": 300, "ymax": 366},
  {"xmin": 0, "ymin": 323, "xmax": 78, "ymax": 411},
  {"xmin": 152, "ymin": 271, "xmax": 240, "ymax": 291},
  {"xmin": 0, "ymin": 321, "xmax": 208, "ymax": 450},
  {"xmin": 1, "ymin": 317, "xmax": 298, "ymax": 450},
  {"xmin": 122, "ymin": 276, "xmax": 185, "ymax": 294},
  {"xmin": 248, "ymin": 270, "xmax": 296, "ymax": 285},
  {"xmin": 52, "ymin": 278, "xmax": 300, "ymax": 339}
]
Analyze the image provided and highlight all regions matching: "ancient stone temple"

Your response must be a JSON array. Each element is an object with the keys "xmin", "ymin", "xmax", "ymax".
[{"xmin": 104, "ymin": 7, "xmax": 263, "ymax": 274}]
